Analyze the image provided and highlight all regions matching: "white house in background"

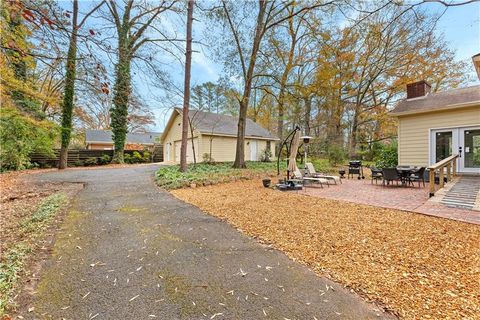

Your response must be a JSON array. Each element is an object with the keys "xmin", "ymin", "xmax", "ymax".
[{"xmin": 160, "ymin": 108, "xmax": 279, "ymax": 163}]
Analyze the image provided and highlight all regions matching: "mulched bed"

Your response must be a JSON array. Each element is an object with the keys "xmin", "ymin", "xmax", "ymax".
[{"xmin": 172, "ymin": 179, "xmax": 480, "ymax": 319}]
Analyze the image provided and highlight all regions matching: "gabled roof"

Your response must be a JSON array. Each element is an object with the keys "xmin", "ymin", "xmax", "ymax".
[
  {"xmin": 161, "ymin": 108, "xmax": 278, "ymax": 142},
  {"xmin": 85, "ymin": 129, "xmax": 161, "ymax": 145},
  {"xmin": 390, "ymin": 85, "xmax": 480, "ymax": 116}
]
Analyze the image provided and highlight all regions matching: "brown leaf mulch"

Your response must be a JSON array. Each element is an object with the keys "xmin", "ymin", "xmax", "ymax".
[{"xmin": 172, "ymin": 179, "xmax": 480, "ymax": 319}]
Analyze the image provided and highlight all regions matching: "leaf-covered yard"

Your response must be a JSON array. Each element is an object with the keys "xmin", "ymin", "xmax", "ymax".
[{"xmin": 172, "ymin": 179, "xmax": 480, "ymax": 319}]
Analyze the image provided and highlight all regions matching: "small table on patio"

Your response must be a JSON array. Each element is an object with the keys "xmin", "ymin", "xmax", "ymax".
[{"xmin": 396, "ymin": 166, "xmax": 416, "ymax": 186}]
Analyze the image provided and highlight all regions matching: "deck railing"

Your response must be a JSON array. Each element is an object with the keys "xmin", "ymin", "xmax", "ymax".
[{"xmin": 427, "ymin": 154, "xmax": 459, "ymax": 197}]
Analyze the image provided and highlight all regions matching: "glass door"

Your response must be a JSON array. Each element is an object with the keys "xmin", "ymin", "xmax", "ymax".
[
  {"xmin": 460, "ymin": 127, "xmax": 480, "ymax": 173},
  {"xmin": 431, "ymin": 129, "xmax": 458, "ymax": 165}
]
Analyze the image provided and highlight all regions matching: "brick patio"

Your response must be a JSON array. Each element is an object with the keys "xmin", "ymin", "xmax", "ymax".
[{"xmin": 299, "ymin": 178, "xmax": 480, "ymax": 225}]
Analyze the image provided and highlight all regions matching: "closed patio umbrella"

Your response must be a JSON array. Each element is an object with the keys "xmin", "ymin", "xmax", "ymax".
[{"xmin": 287, "ymin": 130, "xmax": 300, "ymax": 175}]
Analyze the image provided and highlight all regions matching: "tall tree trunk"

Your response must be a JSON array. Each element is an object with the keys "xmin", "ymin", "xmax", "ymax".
[
  {"xmin": 275, "ymin": 12, "xmax": 296, "ymax": 153},
  {"xmin": 111, "ymin": 30, "xmax": 132, "ymax": 163},
  {"xmin": 59, "ymin": 0, "xmax": 79, "ymax": 169},
  {"xmin": 180, "ymin": 0, "xmax": 194, "ymax": 172},
  {"xmin": 233, "ymin": 1, "xmax": 266, "ymax": 168},
  {"xmin": 349, "ymin": 104, "xmax": 360, "ymax": 157},
  {"xmin": 304, "ymin": 96, "xmax": 311, "ymax": 136}
]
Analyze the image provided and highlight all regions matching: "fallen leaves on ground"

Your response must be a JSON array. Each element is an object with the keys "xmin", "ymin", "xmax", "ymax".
[{"xmin": 172, "ymin": 179, "xmax": 480, "ymax": 319}]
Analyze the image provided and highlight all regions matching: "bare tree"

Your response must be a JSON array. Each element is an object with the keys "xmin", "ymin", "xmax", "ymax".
[{"xmin": 180, "ymin": 0, "xmax": 194, "ymax": 172}]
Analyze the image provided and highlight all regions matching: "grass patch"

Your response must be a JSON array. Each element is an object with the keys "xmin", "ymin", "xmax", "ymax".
[
  {"xmin": 156, "ymin": 159, "xmax": 371, "ymax": 190},
  {"xmin": 0, "ymin": 192, "xmax": 67, "ymax": 314},
  {"xmin": 156, "ymin": 161, "xmax": 284, "ymax": 189}
]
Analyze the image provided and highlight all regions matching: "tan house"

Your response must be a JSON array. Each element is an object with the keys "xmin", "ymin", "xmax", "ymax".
[
  {"xmin": 390, "ymin": 81, "xmax": 480, "ymax": 174},
  {"xmin": 160, "ymin": 108, "xmax": 278, "ymax": 163},
  {"xmin": 85, "ymin": 129, "xmax": 161, "ymax": 150}
]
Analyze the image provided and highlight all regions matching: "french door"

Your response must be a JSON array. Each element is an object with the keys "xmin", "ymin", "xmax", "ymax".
[
  {"xmin": 431, "ymin": 126, "xmax": 480, "ymax": 174},
  {"xmin": 459, "ymin": 127, "xmax": 480, "ymax": 173}
]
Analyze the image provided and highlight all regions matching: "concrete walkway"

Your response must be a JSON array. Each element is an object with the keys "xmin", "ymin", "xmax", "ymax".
[{"xmin": 20, "ymin": 165, "xmax": 392, "ymax": 319}]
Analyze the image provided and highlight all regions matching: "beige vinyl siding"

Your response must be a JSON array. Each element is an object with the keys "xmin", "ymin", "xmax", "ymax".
[
  {"xmin": 162, "ymin": 112, "xmax": 200, "ymax": 163},
  {"xmin": 200, "ymin": 135, "xmax": 275, "ymax": 162},
  {"xmin": 398, "ymin": 105, "xmax": 480, "ymax": 166}
]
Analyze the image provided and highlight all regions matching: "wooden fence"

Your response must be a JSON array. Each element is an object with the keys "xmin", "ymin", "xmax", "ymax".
[
  {"xmin": 427, "ymin": 154, "xmax": 459, "ymax": 197},
  {"xmin": 30, "ymin": 147, "xmax": 163, "ymax": 167}
]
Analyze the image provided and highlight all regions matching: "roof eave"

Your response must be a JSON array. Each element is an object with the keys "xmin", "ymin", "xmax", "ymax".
[
  {"xmin": 200, "ymin": 131, "xmax": 280, "ymax": 141},
  {"xmin": 390, "ymin": 100, "xmax": 480, "ymax": 117}
]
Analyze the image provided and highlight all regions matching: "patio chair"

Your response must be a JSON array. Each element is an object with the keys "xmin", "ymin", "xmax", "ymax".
[
  {"xmin": 348, "ymin": 161, "xmax": 364, "ymax": 179},
  {"xmin": 370, "ymin": 167, "xmax": 383, "ymax": 184},
  {"xmin": 305, "ymin": 162, "xmax": 341, "ymax": 184},
  {"xmin": 408, "ymin": 167, "xmax": 426, "ymax": 187},
  {"xmin": 382, "ymin": 168, "xmax": 400, "ymax": 186},
  {"xmin": 293, "ymin": 168, "xmax": 329, "ymax": 188}
]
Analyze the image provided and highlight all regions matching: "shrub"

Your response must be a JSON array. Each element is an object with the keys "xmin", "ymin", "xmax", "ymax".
[
  {"xmin": 124, "ymin": 153, "xmax": 132, "ymax": 164},
  {"xmin": 0, "ymin": 107, "xmax": 57, "ymax": 171},
  {"xmin": 73, "ymin": 160, "xmax": 83, "ymax": 167},
  {"xmin": 132, "ymin": 151, "xmax": 143, "ymax": 163},
  {"xmin": 98, "ymin": 154, "xmax": 111, "ymax": 165},
  {"xmin": 375, "ymin": 141, "xmax": 398, "ymax": 169},
  {"xmin": 84, "ymin": 157, "xmax": 97, "ymax": 166},
  {"xmin": 327, "ymin": 145, "xmax": 346, "ymax": 166},
  {"xmin": 202, "ymin": 153, "xmax": 215, "ymax": 164},
  {"xmin": 142, "ymin": 151, "xmax": 151, "ymax": 163},
  {"xmin": 260, "ymin": 148, "xmax": 272, "ymax": 162}
]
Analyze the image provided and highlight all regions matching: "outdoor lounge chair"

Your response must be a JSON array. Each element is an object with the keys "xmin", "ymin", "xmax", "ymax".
[
  {"xmin": 382, "ymin": 168, "xmax": 400, "ymax": 186},
  {"xmin": 370, "ymin": 167, "xmax": 383, "ymax": 184},
  {"xmin": 305, "ymin": 162, "xmax": 341, "ymax": 184},
  {"xmin": 293, "ymin": 168, "xmax": 329, "ymax": 188}
]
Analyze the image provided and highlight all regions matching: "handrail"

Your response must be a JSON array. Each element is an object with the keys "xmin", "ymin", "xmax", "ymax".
[
  {"xmin": 428, "ymin": 154, "xmax": 459, "ymax": 197},
  {"xmin": 427, "ymin": 154, "xmax": 459, "ymax": 170}
]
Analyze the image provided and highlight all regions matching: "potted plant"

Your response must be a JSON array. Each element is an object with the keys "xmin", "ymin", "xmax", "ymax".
[{"xmin": 262, "ymin": 178, "xmax": 271, "ymax": 188}]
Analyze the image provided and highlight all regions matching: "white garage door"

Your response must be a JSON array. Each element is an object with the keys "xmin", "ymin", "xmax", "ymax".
[{"xmin": 174, "ymin": 138, "xmax": 198, "ymax": 163}]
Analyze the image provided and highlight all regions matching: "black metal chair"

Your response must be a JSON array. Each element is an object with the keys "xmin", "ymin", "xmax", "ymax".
[
  {"xmin": 348, "ymin": 161, "xmax": 364, "ymax": 179},
  {"xmin": 408, "ymin": 167, "xmax": 426, "ymax": 187},
  {"xmin": 370, "ymin": 167, "xmax": 383, "ymax": 184},
  {"xmin": 382, "ymin": 168, "xmax": 400, "ymax": 186}
]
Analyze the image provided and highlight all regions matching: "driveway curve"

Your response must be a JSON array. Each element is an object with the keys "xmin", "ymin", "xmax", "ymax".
[{"xmin": 22, "ymin": 164, "xmax": 394, "ymax": 319}]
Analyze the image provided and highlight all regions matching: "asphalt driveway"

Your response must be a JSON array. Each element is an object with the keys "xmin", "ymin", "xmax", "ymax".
[{"xmin": 22, "ymin": 164, "xmax": 394, "ymax": 319}]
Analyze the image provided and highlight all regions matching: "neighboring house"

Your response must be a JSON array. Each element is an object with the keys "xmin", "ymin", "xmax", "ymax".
[
  {"xmin": 390, "ymin": 80, "xmax": 480, "ymax": 174},
  {"xmin": 85, "ymin": 129, "xmax": 162, "ymax": 150},
  {"xmin": 161, "ymin": 108, "xmax": 279, "ymax": 163}
]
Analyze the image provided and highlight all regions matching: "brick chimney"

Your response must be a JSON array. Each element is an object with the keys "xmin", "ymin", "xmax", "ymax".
[{"xmin": 406, "ymin": 80, "xmax": 431, "ymax": 99}]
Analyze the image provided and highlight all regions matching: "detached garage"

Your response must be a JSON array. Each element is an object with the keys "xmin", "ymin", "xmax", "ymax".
[{"xmin": 160, "ymin": 108, "xmax": 278, "ymax": 164}]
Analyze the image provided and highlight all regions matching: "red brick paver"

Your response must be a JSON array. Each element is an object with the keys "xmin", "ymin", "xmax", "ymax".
[{"xmin": 300, "ymin": 178, "xmax": 480, "ymax": 225}]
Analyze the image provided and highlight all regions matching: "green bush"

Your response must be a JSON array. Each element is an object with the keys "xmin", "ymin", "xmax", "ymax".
[
  {"xmin": 0, "ymin": 107, "xmax": 57, "ymax": 171},
  {"xmin": 124, "ymin": 153, "xmax": 132, "ymax": 164},
  {"xmin": 132, "ymin": 151, "xmax": 143, "ymax": 163},
  {"xmin": 84, "ymin": 157, "xmax": 97, "ymax": 166},
  {"xmin": 142, "ymin": 151, "xmax": 151, "ymax": 163},
  {"xmin": 98, "ymin": 154, "xmax": 111, "ymax": 165},
  {"xmin": 374, "ymin": 141, "xmax": 398, "ymax": 169},
  {"xmin": 72, "ymin": 160, "xmax": 83, "ymax": 167},
  {"xmin": 327, "ymin": 145, "xmax": 346, "ymax": 166}
]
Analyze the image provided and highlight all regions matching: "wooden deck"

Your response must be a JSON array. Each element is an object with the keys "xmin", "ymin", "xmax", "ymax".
[{"xmin": 441, "ymin": 176, "xmax": 480, "ymax": 210}]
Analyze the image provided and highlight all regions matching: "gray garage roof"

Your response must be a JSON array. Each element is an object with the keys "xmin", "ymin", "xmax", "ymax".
[
  {"xmin": 85, "ymin": 130, "xmax": 162, "ymax": 144},
  {"xmin": 390, "ymin": 85, "xmax": 480, "ymax": 116},
  {"xmin": 176, "ymin": 108, "xmax": 278, "ymax": 140}
]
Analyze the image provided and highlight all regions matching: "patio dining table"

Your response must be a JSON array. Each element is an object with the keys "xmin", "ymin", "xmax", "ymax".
[{"xmin": 396, "ymin": 166, "xmax": 417, "ymax": 186}]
